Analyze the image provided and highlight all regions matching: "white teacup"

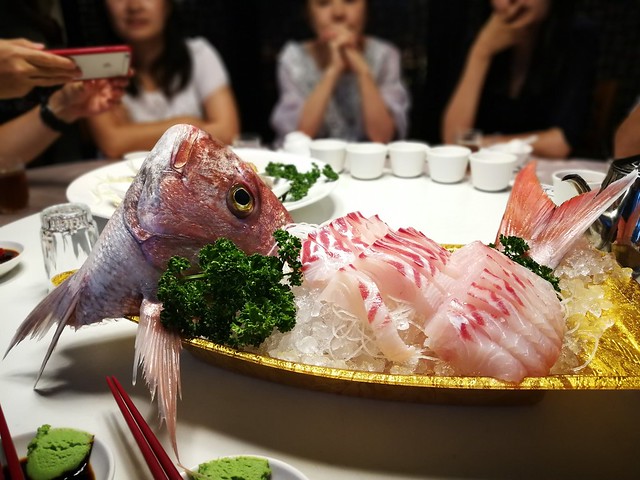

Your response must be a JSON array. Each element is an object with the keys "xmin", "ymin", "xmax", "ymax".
[
  {"xmin": 282, "ymin": 131, "xmax": 311, "ymax": 156},
  {"xmin": 388, "ymin": 141, "xmax": 428, "ymax": 178},
  {"xmin": 346, "ymin": 142, "xmax": 387, "ymax": 180},
  {"xmin": 486, "ymin": 140, "xmax": 533, "ymax": 170},
  {"xmin": 551, "ymin": 168, "xmax": 607, "ymax": 205},
  {"xmin": 309, "ymin": 138, "xmax": 347, "ymax": 172},
  {"xmin": 469, "ymin": 150, "xmax": 518, "ymax": 192},
  {"xmin": 426, "ymin": 145, "xmax": 471, "ymax": 184}
]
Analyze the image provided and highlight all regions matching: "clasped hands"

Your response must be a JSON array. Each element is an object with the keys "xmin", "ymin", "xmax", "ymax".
[{"xmin": 320, "ymin": 24, "xmax": 369, "ymax": 77}]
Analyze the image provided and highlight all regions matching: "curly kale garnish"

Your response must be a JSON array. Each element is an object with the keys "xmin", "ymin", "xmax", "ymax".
[
  {"xmin": 265, "ymin": 161, "xmax": 338, "ymax": 201},
  {"xmin": 157, "ymin": 230, "xmax": 303, "ymax": 348},
  {"xmin": 490, "ymin": 234, "xmax": 560, "ymax": 292}
]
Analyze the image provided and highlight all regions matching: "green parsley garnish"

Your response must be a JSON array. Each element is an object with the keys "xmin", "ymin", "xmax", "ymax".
[
  {"xmin": 489, "ymin": 234, "xmax": 560, "ymax": 292},
  {"xmin": 157, "ymin": 230, "xmax": 303, "ymax": 348},
  {"xmin": 265, "ymin": 161, "xmax": 338, "ymax": 201}
]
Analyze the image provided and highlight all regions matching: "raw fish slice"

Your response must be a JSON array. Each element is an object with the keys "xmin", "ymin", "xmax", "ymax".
[
  {"xmin": 424, "ymin": 242, "xmax": 564, "ymax": 382},
  {"xmin": 319, "ymin": 265, "xmax": 419, "ymax": 362},
  {"xmin": 497, "ymin": 161, "xmax": 638, "ymax": 268},
  {"xmin": 301, "ymin": 212, "xmax": 390, "ymax": 284},
  {"xmin": 372, "ymin": 228, "xmax": 450, "ymax": 278}
]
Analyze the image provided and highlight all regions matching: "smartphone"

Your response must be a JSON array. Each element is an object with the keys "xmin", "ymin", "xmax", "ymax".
[{"xmin": 47, "ymin": 45, "xmax": 132, "ymax": 80}]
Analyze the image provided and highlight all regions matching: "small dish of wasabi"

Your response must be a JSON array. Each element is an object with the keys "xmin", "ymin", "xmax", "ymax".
[
  {"xmin": 0, "ymin": 425, "xmax": 114, "ymax": 480},
  {"xmin": 181, "ymin": 455, "xmax": 309, "ymax": 480}
]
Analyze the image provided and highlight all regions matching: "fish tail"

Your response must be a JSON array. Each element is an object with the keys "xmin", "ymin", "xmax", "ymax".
[
  {"xmin": 497, "ymin": 162, "xmax": 638, "ymax": 268},
  {"xmin": 134, "ymin": 299, "xmax": 182, "ymax": 458},
  {"xmin": 4, "ymin": 275, "xmax": 80, "ymax": 384}
]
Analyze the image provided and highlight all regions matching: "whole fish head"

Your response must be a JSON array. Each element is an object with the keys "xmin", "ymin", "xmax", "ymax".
[{"xmin": 123, "ymin": 124, "xmax": 293, "ymax": 268}]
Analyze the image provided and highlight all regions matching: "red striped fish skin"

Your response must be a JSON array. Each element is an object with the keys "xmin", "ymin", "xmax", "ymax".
[{"xmin": 423, "ymin": 241, "xmax": 564, "ymax": 382}]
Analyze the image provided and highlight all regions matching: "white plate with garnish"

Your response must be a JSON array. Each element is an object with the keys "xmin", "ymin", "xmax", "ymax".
[
  {"xmin": 232, "ymin": 148, "xmax": 339, "ymax": 211},
  {"xmin": 180, "ymin": 455, "xmax": 309, "ymax": 480},
  {"xmin": 0, "ymin": 240, "xmax": 24, "ymax": 277},
  {"xmin": 67, "ymin": 150, "xmax": 338, "ymax": 219},
  {"xmin": 0, "ymin": 430, "xmax": 115, "ymax": 480}
]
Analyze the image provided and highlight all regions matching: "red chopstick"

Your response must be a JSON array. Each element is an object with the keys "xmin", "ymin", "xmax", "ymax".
[
  {"xmin": 106, "ymin": 376, "xmax": 181, "ymax": 480},
  {"xmin": 0, "ymin": 403, "xmax": 24, "ymax": 480}
]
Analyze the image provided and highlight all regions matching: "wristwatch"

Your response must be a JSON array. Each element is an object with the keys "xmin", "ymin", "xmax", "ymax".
[{"xmin": 39, "ymin": 101, "xmax": 71, "ymax": 132}]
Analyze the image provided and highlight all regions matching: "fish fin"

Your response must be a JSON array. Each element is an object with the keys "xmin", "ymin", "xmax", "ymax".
[
  {"xmin": 134, "ymin": 299, "xmax": 182, "ymax": 459},
  {"xmin": 4, "ymin": 276, "xmax": 80, "ymax": 381},
  {"xmin": 497, "ymin": 162, "xmax": 638, "ymax": 267}
]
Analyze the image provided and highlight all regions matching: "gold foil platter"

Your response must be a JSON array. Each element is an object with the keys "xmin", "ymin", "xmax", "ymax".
[{"xmin": 181, "ymin": 274, "xmax": 640, "ymax": 405}]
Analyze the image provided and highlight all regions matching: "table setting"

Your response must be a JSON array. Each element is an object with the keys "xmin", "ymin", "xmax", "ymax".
[{"xmin": 1, "ymin": 128, "xmax": 640, "ymax": 480}]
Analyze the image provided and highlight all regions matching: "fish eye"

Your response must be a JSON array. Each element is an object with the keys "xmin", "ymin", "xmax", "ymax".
[{"xmin": 227, "ymin": 184, "xmax": 254, "ymax": 218}]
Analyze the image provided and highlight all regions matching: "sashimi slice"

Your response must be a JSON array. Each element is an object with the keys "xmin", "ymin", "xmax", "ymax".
[
  {"xmin": 424, "ymin": 242, "xmax": 564, "ymax": 382},
  {"xmin": 301, "ymin": 212, "xmax": 390, "ymax": 284},
  {"xmin": 497, "ymin": 161, "xmax": 638, "ymax": 268},
  {"xmin": 319, "ymin": 265, "xmax": 419, "ymax": 362}
]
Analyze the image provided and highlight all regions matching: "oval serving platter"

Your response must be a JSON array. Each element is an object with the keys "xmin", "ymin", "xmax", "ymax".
[{"xmin": 177, "ymin": 273, "xmax": 640, "ymax": 406}]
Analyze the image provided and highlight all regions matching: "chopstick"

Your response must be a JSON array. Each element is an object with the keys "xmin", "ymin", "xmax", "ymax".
[
  {"xmin": 106, "ymin": 376, "xmax": 181, "ymax": 480},
  {"xmin": 0, "ymin": 403, "xmax": 24, "ymax": 480}
]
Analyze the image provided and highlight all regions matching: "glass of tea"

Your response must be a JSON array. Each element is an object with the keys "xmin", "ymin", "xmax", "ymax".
[
  {"xmin": 0, "ymin": 162, "xmax": 29, "ymax": 213},
  {"xmin": 455, "ymin": 128, "xmax": 483, "ymax": 153}
]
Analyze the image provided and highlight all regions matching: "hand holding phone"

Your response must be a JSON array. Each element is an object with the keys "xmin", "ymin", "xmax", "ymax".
[{"xmin": 47, "ymin": 45, "xmax": 132, "ymax": 80}]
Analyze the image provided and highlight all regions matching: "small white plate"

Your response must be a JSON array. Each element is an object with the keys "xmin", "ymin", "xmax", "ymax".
[
  {"xmin": 181, "ymin": 455, "xmax": 309, "ymax": 480},
  {"xmin": 0, "ymin": 430, "xmax": 115, "ymax": 480},
  {"xmin": 0, "ymin": 240, "xmax": 23, "ymax": 277}
]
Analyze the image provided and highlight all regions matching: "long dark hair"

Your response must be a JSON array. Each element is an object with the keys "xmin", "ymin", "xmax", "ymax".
[{"xmin": 101, "ymin": 0, "xmax": 192, "ymax": 98}]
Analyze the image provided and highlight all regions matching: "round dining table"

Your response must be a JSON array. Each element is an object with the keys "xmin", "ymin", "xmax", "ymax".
[{"xmin": 1, "ymin": 155, "xmax": 639, "ymax": 480}]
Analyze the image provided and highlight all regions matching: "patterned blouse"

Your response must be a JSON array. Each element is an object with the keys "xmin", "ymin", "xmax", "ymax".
[{"xmin": 270, "ymin": 36, "xmax": 410, "ymax": 144}]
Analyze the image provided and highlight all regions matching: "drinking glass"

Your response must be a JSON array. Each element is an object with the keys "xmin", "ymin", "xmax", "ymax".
[
  {"xmin": 455, "ymin": 128, "xmax": 483, "ymax": 153},
  {"xmin": 40, "ymin": 203, "xmax": 99, "ymax": 288},
  {"xmin": 0, "ymin": 162, "xmax": 29, "ymax": 213}
]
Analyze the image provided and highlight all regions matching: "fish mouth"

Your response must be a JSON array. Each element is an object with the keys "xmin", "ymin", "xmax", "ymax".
[{"xmin": 170, "ymin": 125, "xmax": 202, "ymax": 172}]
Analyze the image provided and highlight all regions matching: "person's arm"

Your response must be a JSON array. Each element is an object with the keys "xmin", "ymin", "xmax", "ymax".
[
  {"xmin": 297, "ymin": 65, "xmax": 341, "ymax": 138},
  {"xmin": 0, "ymin": 79, "xmax": 126, "ymax": 167},
  {"xmin": 345, "ymin": 46, "xmax": 396, "ymax": 143},
  {"xmin": 87, "ymin": 107, "xmax": 207, "ymax": 159},
  {"xmin": 442, "ymin": 4, "xmax": 535, "ymax": 144},
  {"xmin": 614, "ymin": 105, "xmax": 640, "ymax": 158},
  {"xmin": 200, "ymin": 85, "xmax": 240, "ymax": 145},
  {"xmin": 483, "ymin": 127, "xmax": 570, "ymax": 159},
  {"xmin": 0, "ymin": 38, "xmax": 80, "ymax": 99}
]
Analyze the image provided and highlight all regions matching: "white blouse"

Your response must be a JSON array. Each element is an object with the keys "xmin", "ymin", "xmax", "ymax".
[{"xmin": 123, "ymin": 37, "xmax": 229, "ymax": 122}]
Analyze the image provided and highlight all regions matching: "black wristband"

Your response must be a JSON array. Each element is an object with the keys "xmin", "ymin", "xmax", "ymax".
[{"xmin": 39, "ymin": 101, "xmax": 71, "ymax": 132}]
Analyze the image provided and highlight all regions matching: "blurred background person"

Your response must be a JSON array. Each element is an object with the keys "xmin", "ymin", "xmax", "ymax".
[
  {"xmin": 614, "ymin": 98, "xmax": 640, "ymax": 158},
  {"xmin": 441, "ymin": 0, "xmax": 598, "ymax": 159},
  {"xmin": 270, "ymin": 0, "xmax": 409, "ymax": 146},
  {"xmin": 0, "ymin": 1, "xmax": 125, "ymax": 166},
  {"xmin": 88, "ymin": 0, "xmax": 240, "ymax": 159}
]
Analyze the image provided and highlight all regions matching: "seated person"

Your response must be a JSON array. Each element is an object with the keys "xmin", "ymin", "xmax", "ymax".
[
  {"xmin": 614, "ymin": 99, "xmax": 640, "ymax": 158},
  {"xmin": 442, "ymin": 0, "xmax": 598, "ymax": 159},
  {"xmin": 270, "ymin": 0, "xmax": 410, "ymax": 145},
  {"xmin": 88, "ymin": 0, "xmax": 240, "ymax": 159}
]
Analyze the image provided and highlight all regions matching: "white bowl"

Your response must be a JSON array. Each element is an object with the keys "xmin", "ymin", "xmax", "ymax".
[
  {"xmin": 388, "ymin": 141, "xmax": 428, "ymax": 178},
  {"xmin": 123, "ymin": 150, "xmax": 150, "ymax": 173},
  {"xmin": 181, "ymin": 455, "xmax": 309, "ymax": 480},
  {"xmin": 0, "ymin": 430, "xmax": 115, "ymax": 480},
  {"xmin": 426, "ymin": 145, "xmax": 471, "ymax": 183},
  {"xmin": 0, "ymin": 240, "xmax": 23, "ymax": 277},
  {"xmin": 346, "ymin": 142, "xmax": 387, "ymax": 180},
  {"xmin": 309, "ymin": 138, "xmax": 347, "ymax": 172},
  {"xmin": 469, "ymin": 150, "xmax": 518, "ymax": 192}
]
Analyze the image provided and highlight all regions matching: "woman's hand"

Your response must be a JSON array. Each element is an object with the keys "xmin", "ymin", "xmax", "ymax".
[
  {"xmin": 473, "ymin": 1, "xmax": 538, "ymax": 58},
  {"xmin": 0, "ymin": 38, "xmax": 81, "ymax": 99},
  {"xmin": 48, "ymin": 77, "xmax": 128, "ymax": 123}
]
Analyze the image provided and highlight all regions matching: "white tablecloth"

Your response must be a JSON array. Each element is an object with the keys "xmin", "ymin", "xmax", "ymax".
[{"xmin": 2, "ymin": 159, "xmax": 639, "ymax": 480}]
